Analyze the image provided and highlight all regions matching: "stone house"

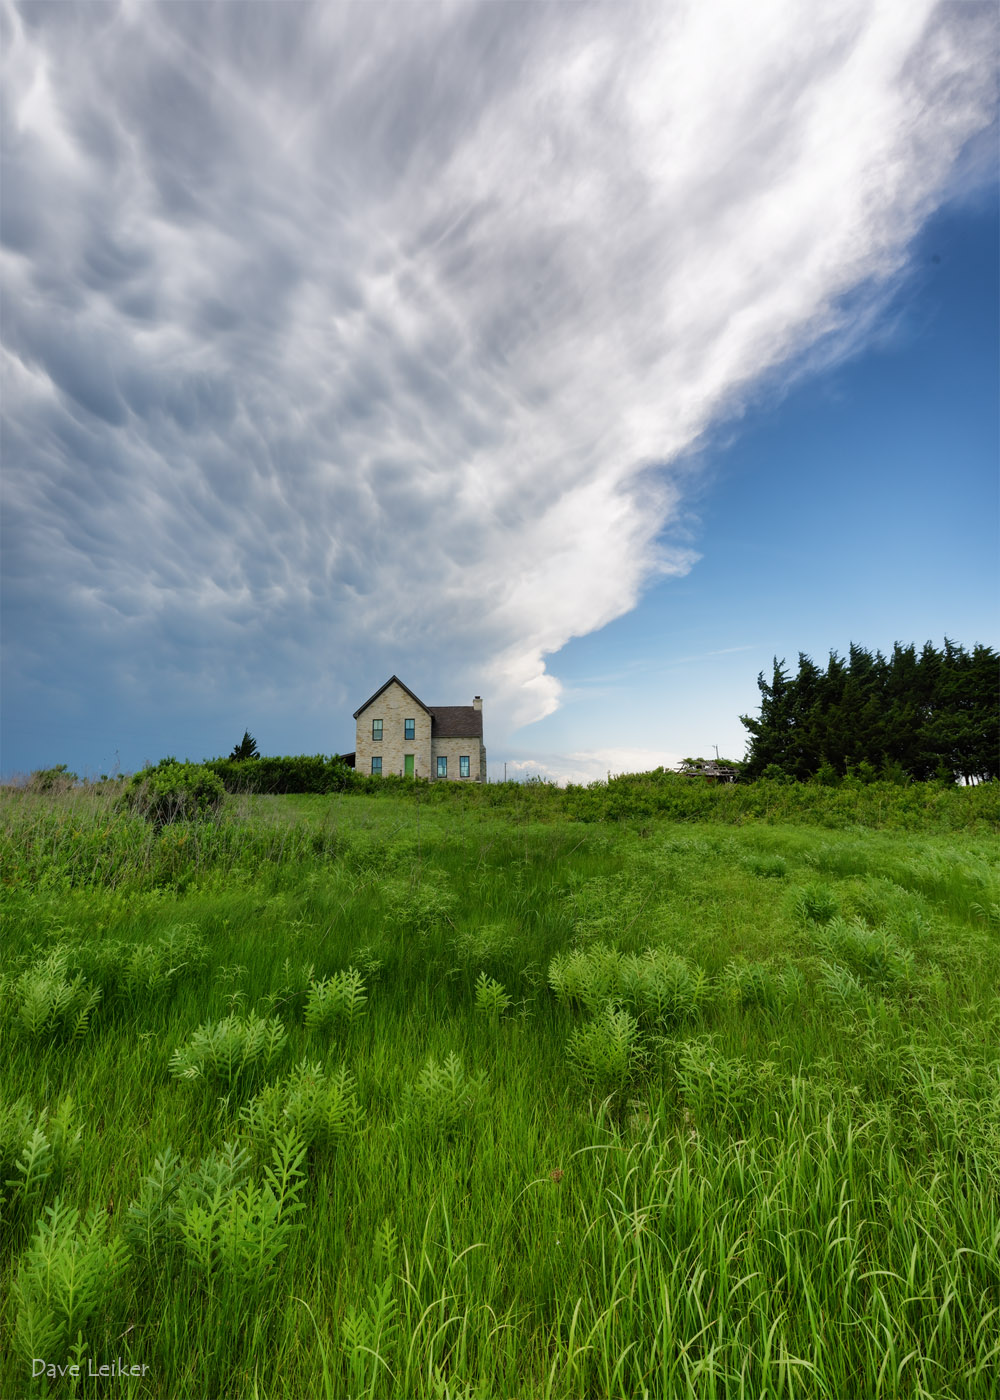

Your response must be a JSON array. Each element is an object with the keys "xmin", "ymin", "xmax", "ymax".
[{"xmin": 353, "ymin": 676, "xmax": 487, "ymax": 781}]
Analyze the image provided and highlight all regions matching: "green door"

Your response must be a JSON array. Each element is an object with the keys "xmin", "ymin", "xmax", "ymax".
[{"xmin": 404, "ymin": 755, "xmax": 414, "ymax": 778}]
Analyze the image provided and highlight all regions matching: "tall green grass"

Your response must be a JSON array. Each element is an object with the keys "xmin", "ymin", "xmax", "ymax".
[{"xmin": 1, "ymin": 785, "xmax": 997, "ymax": 1397}]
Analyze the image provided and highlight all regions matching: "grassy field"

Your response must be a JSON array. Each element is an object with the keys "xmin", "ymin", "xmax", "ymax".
[{"xmin": 1, "ymin": 781, "xmax": 998, "ymax": 1398}]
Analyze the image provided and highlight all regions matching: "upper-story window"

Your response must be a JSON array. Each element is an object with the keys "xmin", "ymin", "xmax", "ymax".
[
  {"xmin": 404, "ymin": 718, "xmax": 415, "ymax": 740},
  {"xmin": 459, "ymin": 755, "xmax": 470, "ymax": 778},
  {"xmin": 372, "ymin": 719, "xmax": 383, "ymax": 741},
  {"xmin": 436, "ymin": 756, "xmax": 448, "ymax": 778}
]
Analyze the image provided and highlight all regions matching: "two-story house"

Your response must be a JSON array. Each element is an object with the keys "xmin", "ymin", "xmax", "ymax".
[{"xmin": 353, "ymin": 676, "xmax": 487, "ymax": 781}]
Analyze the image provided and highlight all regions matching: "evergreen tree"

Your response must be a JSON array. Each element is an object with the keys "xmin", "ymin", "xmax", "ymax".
[
  {"xmin": 739, "ymin": 660, "xmax": 796, "ymax": 775},
  {"xmin": 741, "ymin": 640, "xmax": 998, "ymax": 782},
  {"xmin": 229, "ymin": 730, "xmax": 260, "ymax": 761}
]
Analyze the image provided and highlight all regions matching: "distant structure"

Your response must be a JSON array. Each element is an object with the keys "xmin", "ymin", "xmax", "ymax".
[
  {"xmin": 676, "ymin": 759, "xmax": 739, "ymax": 784},
  {"xmin": 352, "ymin": 676, "xmax": 487, "ymax": 781}
]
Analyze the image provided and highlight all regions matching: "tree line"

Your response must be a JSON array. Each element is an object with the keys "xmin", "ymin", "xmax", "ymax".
[{"xmin": 740, "ymin": 639, "xmax": 997, "ymax": 783}]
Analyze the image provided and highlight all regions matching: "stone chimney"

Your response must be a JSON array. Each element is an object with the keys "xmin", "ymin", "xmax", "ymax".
[{"xmin": 473, "ymin": 695, "xmax": 482, "ymax": 711}]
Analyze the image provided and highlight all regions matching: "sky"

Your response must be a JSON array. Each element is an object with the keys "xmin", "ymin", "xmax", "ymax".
[{"xmin": 1, "ymin": 0, "xmax": 997, "ymax": 784}]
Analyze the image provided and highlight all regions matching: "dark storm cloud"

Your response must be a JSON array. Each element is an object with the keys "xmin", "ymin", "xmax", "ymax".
[{"xmin": 1, "ymin": 0, "xmax": 995, "ymax": 770}]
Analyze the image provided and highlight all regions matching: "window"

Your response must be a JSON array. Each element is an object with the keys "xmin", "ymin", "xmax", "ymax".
[
  {"xmin": 404, "ymin": 718, "xmax": 415, "ymax": 740},
  {"xmin": 372, "ymin": 719, "xmax": 382, "ymax": 741},
  {"xmin": 371, "ymin": 756, "xmax": 382, "ymax": 775},
  {"xmin": 459, "ymin": 755, "xmax": 470, "ymax": 778},
  {"xmin": 436, "ymin": 756, "xmax": 448, "ymax": 778}
]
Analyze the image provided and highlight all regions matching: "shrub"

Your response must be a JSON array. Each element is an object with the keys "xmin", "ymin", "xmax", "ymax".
[
  {"xmin": 125, "ymin": 1136, "xmax": 305, "ymax": 1295},
  {"xmin": 794, "ymin": 882, "xmax": 839, "ymax": 924},
  {"xmin": 8, "ymin": 951, "xmax": 102, "ymax": 1041},
  {"xmin": 399, "ymin": 1052, "xmax": 487, "ymax": 1141},
  {"xmin": 451, "ymin": 925, "xmax": 515, "ymax": 971},
  {"xmin": 620, "ymin": 951, "xmax": 710, "ymax": 1027},
  {"xmin": 125, "ymin": 1142, "xmax": 252, "ymax": 1268},
  {"xmin": 168, "ymin": 1012, "xmax": 288, "ymax": 1086},
  {"xmin": 814, "ymin": 917, "xmax": 915, "ymax": 992},
  {"xmin": 13, "ymin": 1199, "xmax": 127, "ymax": 1363},
  {"xmin": 474, "ymin": 972, "xmax": 513, "ymax": 1019},
  {"xmin": 385, "ymin": 882, "xmax": 456, "ymax": 935},
  {"xmin": 205, "ymin": 753, "xmax": 356, "ymax": 795},
  {"xmin": 304, "ymin": 969, "xmax": 367, "ymax": 1033},
  {"xmin": 548, "ymin": 944, "xmax": 622, "ymax": 1012},
  {"xmin": 816, "ymin": 962, "xmax": 873, "ymax": 1015},
  {"xmin": 119, "ymin": 759, "xmax": 225, "ymax": 826},
  {"xmin": 566, "ymin": 1006, "xmax": 645, "ymax": 1102},
  {"xmin": 0, "ymin": 1095, "xmax": 83, "ymax": 1229},
  {"xmin": 674, "ymin": 1039, "xmax": 758, "ymax": 1129},
  {"xmin": 177, "ymin": 1133, "xmax": 305, "ymax": 1294},
  {"xmin": 724, "ymin": 960, "xmax": 804, "ymax": 1012},
  {"xmin": 241, "ymin": 1060, "xmax": 364, "ymax": 1151},
  {"xmin": 549, "ymin": 945, "xmax": 709, "ymax": 1027}
]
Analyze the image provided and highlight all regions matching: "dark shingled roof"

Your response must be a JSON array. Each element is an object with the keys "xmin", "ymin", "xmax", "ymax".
[
  {"xmin": 427, "ymin": 706, "xmax": 483, "ymax": 740},
  {"xmin": 353, "ymin": 677, "xmax": 484, "ymax": 739}
]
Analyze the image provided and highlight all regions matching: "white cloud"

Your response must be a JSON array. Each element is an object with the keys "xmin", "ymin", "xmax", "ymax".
[
  {"xmin": 2, "ymin": 0, "xmax": 995, "ymax": 753},
  {"xmin": 503, "ymin": 748, "xmax": 687, "ymax": 788}
]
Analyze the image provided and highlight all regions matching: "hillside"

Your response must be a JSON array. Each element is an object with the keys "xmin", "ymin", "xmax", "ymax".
[{"xmin": 2, "ymin": 784, "xmax": 998, "ymax": 1397}]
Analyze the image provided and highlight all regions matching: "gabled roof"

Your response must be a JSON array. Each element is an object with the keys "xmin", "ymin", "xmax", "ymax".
[
  {"xmin": 427, "ymin": 706, "xmax": 483, "ymax": 740},
  {"xmin": 353, "ymin": 675, "xmax": 430, "ymax": 719},
  {"xmin": 353, "ymin": 678, "xmax": 484, "ymax": 740}
]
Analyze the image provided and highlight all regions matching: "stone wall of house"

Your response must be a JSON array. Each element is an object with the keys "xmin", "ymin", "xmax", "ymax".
[
  {"xmin": 429, "ymin": 735, "xmax": 487, "ymax": 782},
  {"xmin": 355, "ymin": 682, "xmax": 433, "ymax": 778}
]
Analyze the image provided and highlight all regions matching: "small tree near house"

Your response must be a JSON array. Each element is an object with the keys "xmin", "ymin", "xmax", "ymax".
[{"xmin": 229, "ymin": 731, "xmax": 260, "ymax": 761}]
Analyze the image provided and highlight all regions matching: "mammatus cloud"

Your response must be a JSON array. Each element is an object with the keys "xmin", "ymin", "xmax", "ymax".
[{"xmin": 2, "ymin": 0, "xmax": 995, "ymax": 754}]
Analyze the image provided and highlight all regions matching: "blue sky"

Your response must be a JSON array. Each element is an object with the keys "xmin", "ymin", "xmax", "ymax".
[
  {"xmin": 2, "ymin": 1, "xmax": 997, "ymax": 783},
  {"xmin": 517, "ymin": 191, "xmax": 999, "ymax": 780}
]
